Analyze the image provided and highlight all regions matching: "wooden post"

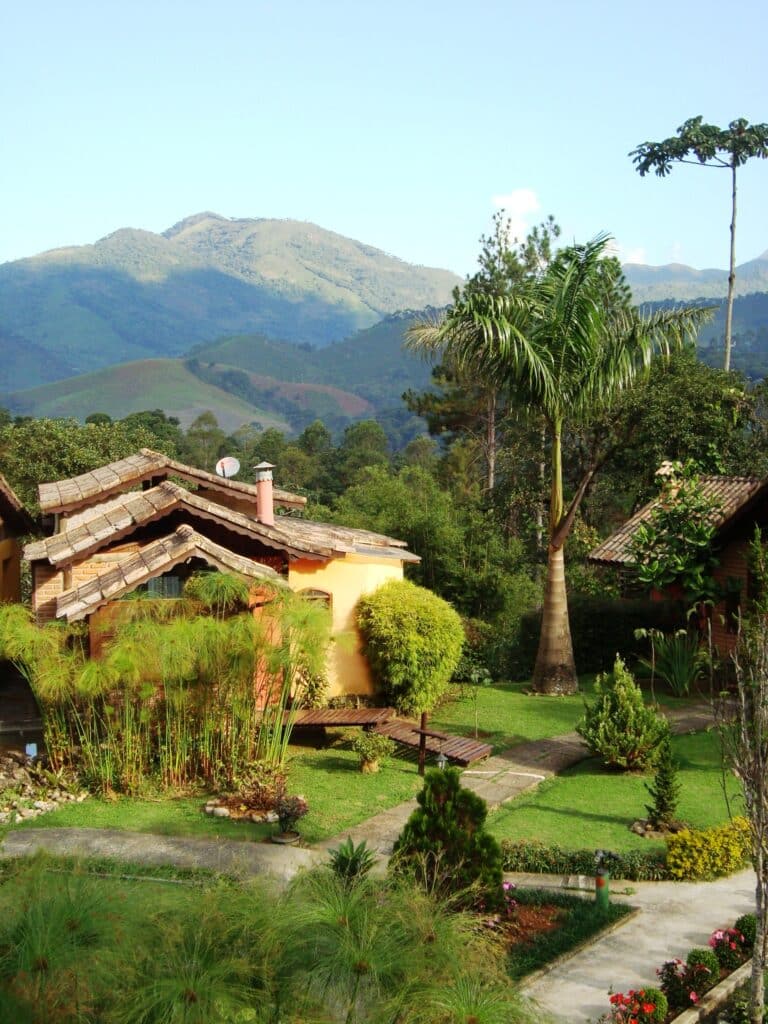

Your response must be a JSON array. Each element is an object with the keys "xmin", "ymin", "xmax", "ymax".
[{"xmin": 418, "ymin": 711, "xmax": 427, "ymax": 776}]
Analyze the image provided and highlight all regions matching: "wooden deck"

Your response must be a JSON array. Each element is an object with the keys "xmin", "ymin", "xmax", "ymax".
[
  {"xmin": 288, "ymin": 706, "xmax": 492, "ymax": 766},
  {"xmin": 373, "ymin": 718, "xmax": 492, "ymax": 766}
]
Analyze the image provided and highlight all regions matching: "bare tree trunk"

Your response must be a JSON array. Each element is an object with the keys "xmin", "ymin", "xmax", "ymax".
[
  {"xmin": 724, "ymin": 160, "xmax": 737, "ymax": 372},
  {"xmin": 532, "ymin": 542, "xmax": 577, "ymax": 694},
  {"xmin": 485, "ymin": 389, "xmax": 496, "ymax": 492},
  {"xmin": 751, "ymin": 844, "xmax": 766, "ymax": 1024},
  {"xmin": 532, "ymin": 421, "xmax": 578, "ymax": 694}
]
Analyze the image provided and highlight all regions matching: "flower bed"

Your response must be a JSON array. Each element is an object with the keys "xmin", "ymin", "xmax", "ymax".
[{"xmin": 595, "ymin": 914, "xmax": 757, "ymax": 1023}]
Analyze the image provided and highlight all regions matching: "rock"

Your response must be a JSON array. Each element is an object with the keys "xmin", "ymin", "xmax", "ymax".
[
  {"xmin": 76, "ymin": 793, "xmax": 88, "ymax": 802},
  {"xmin": 211, "ymin": 806, "xmax": 231, "ymax": 818}
]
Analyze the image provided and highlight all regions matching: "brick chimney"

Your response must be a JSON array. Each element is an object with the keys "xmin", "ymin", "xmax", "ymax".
[{"xmin": 254, "ymin": 462, "xmax": 275, "ymax": 526}]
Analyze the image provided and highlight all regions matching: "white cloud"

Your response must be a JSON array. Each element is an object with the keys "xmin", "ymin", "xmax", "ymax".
[
  {"xmin": 605, "ymin": 239, "xmax": 647, "ymax": 265},
  {"xmin": 491, "ymin": 188, "xmax": 540, "ymax": 242}
]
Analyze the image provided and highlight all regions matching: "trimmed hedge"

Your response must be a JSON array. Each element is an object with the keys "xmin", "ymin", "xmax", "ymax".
[
  {"xmin": 666, "ymin": 817, "xmax": 751, "ymax": 880},
  {"xmin": 357, "ymin": 579, "xmax": 463, "ymax": 714},
  {"xmin": 500, "ymin": 839, "xmax": 668, "ymax": 881},
  {"xmin": 512, "ymin": 596, "xmax": 686, "ymax": 678}
]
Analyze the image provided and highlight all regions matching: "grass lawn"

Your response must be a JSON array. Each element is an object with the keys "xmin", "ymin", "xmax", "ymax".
[
  {"xmin": 487, "ymin": 730, "xmax": 742, "ymax": 853},
  {"xmin": 430, "ymin": 678, "xmax": 598, "ymax": 753},
  {"xmin": 3, "ymin": 679, "xmax": 710, "ymax": 847},
  {"xmin": 5, "ymin": 739, "xmax": 427, "ymax": 846}
]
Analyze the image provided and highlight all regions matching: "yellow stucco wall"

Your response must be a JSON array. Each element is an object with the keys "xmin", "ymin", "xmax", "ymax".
[
  {"xmin": 288, "ymin": 554, "xmax": 404, "ymax": 697},
  {"xmin": 0, "ymin": 537, "xmax": 21, "ymax": 603}
]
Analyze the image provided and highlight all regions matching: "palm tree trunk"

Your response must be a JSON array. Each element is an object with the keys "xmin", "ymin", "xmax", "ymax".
[
  {"xmin": 724, "ymin": 160, "xmax": 737, "ymax": 372},
  {"xmin": 532, "ymin": 421, "xmax": 578, "ymax": 694},
  {"xmin": 485, "ymin": 389, "xmax": 496, "ymax": 491}
]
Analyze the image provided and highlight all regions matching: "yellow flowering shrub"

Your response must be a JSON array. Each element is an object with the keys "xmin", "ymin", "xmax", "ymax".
[{"xmin": 666, "ymin": 817, "xmax": 751, "ymax": 880}]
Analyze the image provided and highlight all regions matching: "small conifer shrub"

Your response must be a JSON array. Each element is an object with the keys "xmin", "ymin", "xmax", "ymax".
[
  {"xmin": 392, "ymin": 767, "xmax": 503, "ymax": 907},
  {"xmin": 577, "ymin": 655, "xmax": 668, "ymax": 770},
  {"xmin": 644, "ymin": 733, "xmax": 681, "ymax": 828}
]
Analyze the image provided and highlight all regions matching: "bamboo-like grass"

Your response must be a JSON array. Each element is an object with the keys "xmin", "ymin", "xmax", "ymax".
[{"xmin": 0, "ymin": 572, "xmax": 332, "ymax": 794}]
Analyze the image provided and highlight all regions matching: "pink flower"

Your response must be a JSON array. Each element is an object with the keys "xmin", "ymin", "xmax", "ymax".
[{"xmin": 690, "ymin": 992, "xmax": 699, "ymax": 1003}]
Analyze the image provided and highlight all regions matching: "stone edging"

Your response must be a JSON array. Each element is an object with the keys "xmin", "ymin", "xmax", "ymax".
[{"xmin": 670, "ymin": 960, "xmax": 752, "ymax": 1024}]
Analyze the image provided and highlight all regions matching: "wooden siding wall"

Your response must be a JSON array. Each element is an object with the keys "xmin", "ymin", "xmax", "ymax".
[
  {"xmin": 711, "ymin": 538, "xmax": 750, "ymax": 655},
  {"xmin": 0, "ymin": 536, "xmax": 21, "ymax": 602}
]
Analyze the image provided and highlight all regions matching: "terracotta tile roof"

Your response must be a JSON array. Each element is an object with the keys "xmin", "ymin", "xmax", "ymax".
[
  {"xmin": 38, "ymin": 448, "xmax": 306, "ymax": 514},
  {"xmin": 55, "ymin": 525, "xmax": 286, "ymax": 622},
  {"xmin": 0, "ymin": 473, "xmax": 34, "ymax": 532},
  {"xmin": 25, "ymin": 481, "xmax": 420, "ymax": 567},
  {"xmin": 589, "ymin": 475, "xmax": 766, "ymax": 566}
]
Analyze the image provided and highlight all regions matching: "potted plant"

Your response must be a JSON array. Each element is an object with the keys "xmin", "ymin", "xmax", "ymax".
[
  {"xmin": 352, "ymin": 731, "xmax": 395, "ymax": 773},
  {"xmin": 272, "ymin": 793, "xmax": 309, "ymax": 844}
]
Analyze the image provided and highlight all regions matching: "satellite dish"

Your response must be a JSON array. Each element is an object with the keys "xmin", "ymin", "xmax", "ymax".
[{"xmin": 215, "ymin": 456, "xmax": 241, "ymax": 479}]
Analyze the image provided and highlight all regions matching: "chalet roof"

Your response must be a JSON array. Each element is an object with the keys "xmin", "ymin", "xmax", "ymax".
[
  {"xmin": 37, "ymin": 449, "xmax": 306, "ymax": 514},
  {"xmin": 589, "ymin": 475, "xmax": 766, "ymax": 566},
  {"xmin": 55, "ymin": 525, "xmax": 285, "ymax": 622},
  {"xmin": 0, "ymin": 473, "xmax": 35, "ymax": 533},
  {"xmin": 25, "ymin": 480, "xmax": 420, "ymax": 567}
]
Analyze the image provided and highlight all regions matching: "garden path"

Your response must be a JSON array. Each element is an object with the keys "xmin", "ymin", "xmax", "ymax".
[{"xmin": 519, "ymin": 866, "xmax": 756, "ymax": 1022}]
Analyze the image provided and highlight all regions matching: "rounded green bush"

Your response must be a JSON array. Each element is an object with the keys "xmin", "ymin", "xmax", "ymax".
[
  {"xmin": 640, "ymin": 987, "xmax": 668, "ymax": 1023},
  {"xmin": 686, "ymin": 947, "xmax": 720, "ymax": 993},
  {"xmin": 357, "ymin": 579, "xmax": 463, "ymax": 713},
  {"xmin": 734, "ymin": 912, "xmax": 757, "ymax": 950}
]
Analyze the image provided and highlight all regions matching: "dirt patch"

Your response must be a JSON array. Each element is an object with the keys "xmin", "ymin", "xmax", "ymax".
[{"xmin": 502, "ymin": 903, "xmax": 566, "ymax": 947}]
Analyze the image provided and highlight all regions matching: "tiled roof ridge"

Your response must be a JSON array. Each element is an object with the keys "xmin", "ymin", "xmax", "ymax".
[
  {"xmin": 55, "ymin": 526, "xmax": 285, "ymax": 622},
  {"xmin": 589, "ymin": 473, "xmax": 767, "ymax": 566},
  {"xmin": 37, "ymin": 449, "xmax": 306, "ymax": 512}
]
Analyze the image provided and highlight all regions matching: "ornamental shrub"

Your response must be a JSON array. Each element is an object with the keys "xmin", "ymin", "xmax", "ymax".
[
  {"xmin": 392, "ymin": 767, "xmax": 503, "ymax": 907},
  {"xmin": 576, "ymin": 655, "xmax": 668, "ymax": 770},
  {"xmin": 665, "ymin": 817, "xmax": 751, "ymax": 880},
  {"xmin": 644, "ymin": 733, "xmax": 681, "ymax": 828},
  {"xmin": 601, "ymin": 987, "xmax": 667, "ymax": 1024},
  {"xmin": 709, "ymin": 927, "xmax": 747, "ymax": 971},
  {"xmin": 351, "ymin": 731, "xmax": 395, "ymax": 772},
  {"xmin": 734, "ymin": 912, "xmax": 757, "ymax": 950},
  {"xmin": 686, "ymin": 947, "xmax": 720, "ymax": 993},
  {"xmin": 499, "ymin": 839, "xmax": 668, "ymax": 881},
  {"xmin": 357, "ymin": 579, "xmax": 463, "ymax": 713}
]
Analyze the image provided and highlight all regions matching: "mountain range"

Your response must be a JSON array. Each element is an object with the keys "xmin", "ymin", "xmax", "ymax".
[
  {"xmin": 2, "ymin": 213, "xmax": 768, "ymax": 436},
  {"xmin": 0, "ymin": 212, "xmax": 459, "ymax": 390}
]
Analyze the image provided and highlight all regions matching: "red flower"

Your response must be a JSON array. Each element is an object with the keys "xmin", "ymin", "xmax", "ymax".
[{"xmin": 642, "ymin": 1004, "xmax": 655, "ymax": 1014}]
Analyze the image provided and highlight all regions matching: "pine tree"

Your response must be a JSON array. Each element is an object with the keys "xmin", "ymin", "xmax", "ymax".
[
  {"xmin": 644, "ymin": 733, "xmax": 681, "ymax": 828},
  {"xmin": 392, "ymin": 767, "xmax": 503, "ymax": 907}
]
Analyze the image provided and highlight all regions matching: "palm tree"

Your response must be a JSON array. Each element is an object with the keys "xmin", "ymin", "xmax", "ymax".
[{"xmin": 407, "ymin": 235, "xmax": 710, "ymax": 694}]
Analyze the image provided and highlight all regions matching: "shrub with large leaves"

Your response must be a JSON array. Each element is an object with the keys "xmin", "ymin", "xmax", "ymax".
[
  {"xmin": 356, "ymin": 579, "xmax": 463, "ymax": 713},
  {"xmin": 576, "ymin": 655, "xmax": 668, "ymax": 770}
]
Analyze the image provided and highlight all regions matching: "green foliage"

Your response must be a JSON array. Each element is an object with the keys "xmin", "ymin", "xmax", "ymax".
[
  {"xmin": 644, "ymin": 733, "xmax": 681, "ymax": 828},
  {"xmin": 328, "ymin": 838, "xmax": 377, "ymax": 887},
  {"xmin": 499, "ymin": 840, "xmax": 668, "ymax": 881},
  {"xmin": 0, "ymin": 416, "xmax": 176, "ymax": 509},
  {"xmin": 630, "ymin": 461, "xmax": 722, "ymax": 602},
  {"xmin": 665, "ymin": 817, "xmax": 751, "ymax": 880},
  {"xmin": 576, "ymin": 656, "xmax": 668, "ymax": 770},
  {"xmin": 0, "ymin": 859, "xmax": 527, "ymax": 1024},
  {"xmin": 734, "ymin": 913, "xmax": 757, "ymax": 949},
  {"xmin": 514, "ymin": 597, "xmax": 685, "ymax": 678},
  {"xmin": 357, "ymin": 579, "xmax": 463, "ymax": 714},
  {"xmin": 0, "ymin": 582, "xmax": 332, "ymax": 793},
  {"xmin": 637, "ymin": 628, "xmax": 706, "ymax": 697},
  {"xmin": 392, "ymin": 767, "xmax": 503, "ymax": 907},
  {"xmin": 686, "ymin": 947, "xmax": 721, "ymax": 990},
  {"xmin": 351, "ymin": 731, "xmax": 396, "ymax": 771}
]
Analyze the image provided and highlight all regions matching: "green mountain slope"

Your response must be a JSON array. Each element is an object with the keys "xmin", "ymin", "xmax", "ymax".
[
  {"xmin": 0, "ymin": 213, "xmax": 459, "ymax": 389},
  {"xmin": 625, "ymin": 250, "xmax": 768, "ymax": 302},
  {"xmin": 5, "ymin": 359, "xmax": 291, "ymax": 433}
]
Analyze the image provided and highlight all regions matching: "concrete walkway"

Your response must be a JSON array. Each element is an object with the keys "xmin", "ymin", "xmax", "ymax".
[{"xmin": 518, "ymin": 867, "xmax": 756, "ymax": 1023}]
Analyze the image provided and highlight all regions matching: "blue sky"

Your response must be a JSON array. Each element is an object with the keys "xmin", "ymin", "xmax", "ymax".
[{"xmin": 2, "ymin": 0, "xmax": 766, "ymax": 276}]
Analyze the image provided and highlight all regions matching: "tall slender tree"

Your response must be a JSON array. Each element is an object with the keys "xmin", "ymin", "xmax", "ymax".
[
  {"xmin": 630, "ymin": 116, "xmax": 768, "ymax": 372},
  {"xmin": 408, "ymin": 235, "xmax": 709, "ymax": 694}
]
